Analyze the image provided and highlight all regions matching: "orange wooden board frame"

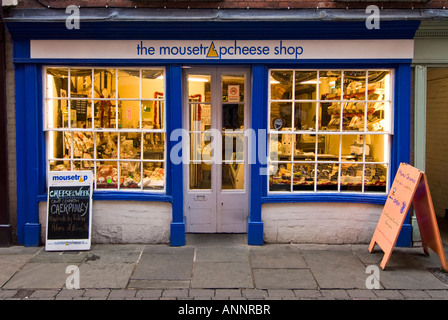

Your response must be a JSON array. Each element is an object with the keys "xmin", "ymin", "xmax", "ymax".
[{"xmin": 369, "ymin": 163, "xmax": 448, "ymax": 271}]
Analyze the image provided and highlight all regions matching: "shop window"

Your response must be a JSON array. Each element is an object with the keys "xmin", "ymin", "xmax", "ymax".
[
  {"xmin": 269, "ymin": 69, "xmax": 392, "ymax": 193},
  {"xmin": 45, "ymin": 67, "xmax": 166, "ymax": 191}
]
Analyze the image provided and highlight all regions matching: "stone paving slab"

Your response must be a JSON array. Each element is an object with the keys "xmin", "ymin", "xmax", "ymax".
[
  {"xmin": 191, "ymin": 262, "xmax": 254, "ymax": 289},
  {"xmin": 3, "ymin": 263, "xmax": 71, "ymax": 289},
  {"xmin": 301, "ymin": 250, "xmax": 368, "ymax": 289},
  {"xmin": 249, "ymin": 245, "xmax": 307, "ymax": 268},
  {"xmin": 195, "ymin": 247, "xmax": 249, "ymax": 263},
  {"xmin": 253, "ymin": 268, "xmax": 317, "ymax": 289},
  {"xmin": 131, "ymin": 246, "xmax": 194, "ymax": 281},
  {"xmin": 78, "ymin": 263, "xmax": 136, "ymax": 289}
]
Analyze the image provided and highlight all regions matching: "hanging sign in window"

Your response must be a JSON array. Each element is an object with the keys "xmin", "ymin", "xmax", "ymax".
[
  {"xmin": 46, "ymin": 171, "xmax": 93, "ymax": 251},
  {"xmin": 369, "ymin": 163, "xmax": 448, "ymax": 271}
]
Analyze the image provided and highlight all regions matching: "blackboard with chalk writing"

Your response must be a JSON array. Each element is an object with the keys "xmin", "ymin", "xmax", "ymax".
[{"xmin": 46, "ymin": 171, "xmax": 93, "ymax": 251}]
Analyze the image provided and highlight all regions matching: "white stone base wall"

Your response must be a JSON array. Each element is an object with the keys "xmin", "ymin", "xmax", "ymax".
[
  {"xmin": 262, "ymin": 202, "xmax": 382, "ymax": 244},
  {"xmin": 39, "ymin": 201, "xmax": 172, "ymax": 244}
]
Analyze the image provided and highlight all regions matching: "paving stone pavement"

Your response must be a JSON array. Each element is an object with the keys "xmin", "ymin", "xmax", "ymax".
[{"xmin": 0, "ymin": 232, "xmax": 448, "ymax": 301}]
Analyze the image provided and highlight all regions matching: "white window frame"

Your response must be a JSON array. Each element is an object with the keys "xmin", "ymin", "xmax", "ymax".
[
  {"xmin": 267, "ymin": 68, "xmax": 394, "ymax": 194},
  {"xmin": 43, "ymin": 66, "xmax": 167, "ymax": 193}
]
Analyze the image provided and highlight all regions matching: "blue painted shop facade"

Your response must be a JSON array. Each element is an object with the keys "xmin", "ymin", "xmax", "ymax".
[{"xmin": 6, "ymin": 16, "xmax": 419, "ymax": 247}]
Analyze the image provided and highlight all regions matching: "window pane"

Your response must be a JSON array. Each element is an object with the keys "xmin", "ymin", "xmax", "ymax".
[
  {"xmin": 320, "ymin": 71, "xmax": 341, "ymax": 100},
  {"xmin": 295, "ymin": 102, "xmax": 316, "ymax": 131},
  {"xmin": 222, "ymin": 132, "xmax": 244, "ymax": 162},
  {"xmin": 143, "ymin": 162, "xmax": 165, "ymax": 190},
  {"xmin": 342, "ymin": 102, "xmax": 365, "ymax": 131},
  {"xmin": 364, "ymin": 164, "xmax": 387, "ymax": 193},
  {"xmin": 120, "ymin": 161, "xmax": 141, "ymax": 189},
  {"xmin": 222, "ymin": 163, "xmax": 244, "ymax": 190},
  {"xmin": 270, "ymin": 102, "xmax": 292, "ymax": 130},
  {"xmin": 70, "ymin": 69, "xmax": 92, "ymax": 98},
  {"xmin": 368, "ymin": 71, "xmax": 391, "ymax": 101},
  {"xmin": 94, "ymin": 99, "xmax": 116, "ymax": 129},
  {"xmin": 70, "ymin": 100, "xmax": 92, "ymax": 129},
  {"xmin": 295, "ymin": 134, "xmax": 316, "ymax": 161},
  {"xmin": 223, "ymin": 104, "xmax": 244, "ymax": 130},
  {"xmin": 341, "ymin": 134, "xmax": 364, "ymax": 162},
  {"xmin": 118, "ymin": 69, "xmax": 140, "ymax": 99},
  {"xmin": 50, "ymin": 160, "xmax": 71, "ymax": 171},
  {"xmin": 316, "ymin": 134, "xmax": 339, "ymax": 161},
  {"xmin": 46, "ymin": 99, "xmax": 68, "ymax": 129},
  {"xmin": 119, "ymin": 100, "xmax": 140, "ymax": 129},
  {"xmin": 317, "ymin": 163, "xmax": 339, "ymax": 191},
  {"xmin": 321, "ymin": 102, "xmax": 340, "ymax": 131},
  {"xmin": 292, "ymin": 163, "xmax": 314, "ymax": 191},
  {"xmin": 94, "ymin": 69, "xmax": 116, "ymax": 99},
  {"xmin": 143, "ymin": 133, "xmax": 164, "ymax": 160},
  {"xmin": 73, "ymin": 131, "xmax": 94, "ymax": 159},
  {"xmin": 73, "ymin": 160, "xmax": 94, "ymax": 171},
  {"xmin": 271, "ymin": 70, "xmax": 293, "ymax": 100},
  {"xmin": 367, "ymin": 102, "xmax": 390, "ymax": 132},
  {"xmin": 343, "ymin": 71, "xmax": 366, "ymax": 100},
  {"xmin": 96, "ymin": 162, "xmax": 118, "ymax": 189},
  {"xmin": 295, "ymin": 71, "xmax": 317, "ymax": 100},
  {"xmin": 366, "ymin": 134, "xmax": 387, "ymax": 163},
  {"xmin": 141, "ymin": 99, "xmax": 163, "ymax": 130},
  {"xmin": 46, "ymin": 68, "xmax": 69, "ymax": 98},
  {"xmin": 142, "ymin": 69, "xmax": 164, "ymax": 99},
  {"xmin": 269, "ymin": 163, "xmax": 291, "ymax": 192},
  {"xmin": 120, "ymin": 132, "xmax": 141, "ymax": 160},
  {"xmin": 47, "ymin": 131, "xmax": 71, "ymax": 160},
  {"xmin": 188, "ymin": 75, "xmax": 211, "ymax": 102},
  {"xmin": 96, "ymin": 132, "xmax": 118, "ymax": 159},
  {"xmin": 189, "ymin": 162, "xmax": 211, "ymax": 189},
  {"xmin": 190, "ymin": 103, "xmax": 211, "ymax": 132},
  {"xmin": 340, "ymin": 163, "xmax": 363, "ymax": 192},
  {"xmin": 271, "ymin": 133, "xmax": 293, "ymax": 161}
]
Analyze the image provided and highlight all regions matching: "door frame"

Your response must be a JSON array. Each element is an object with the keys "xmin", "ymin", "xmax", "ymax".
[{"xmin": 182, "ymin": 66, "xmax": 251, "ymax": 233}]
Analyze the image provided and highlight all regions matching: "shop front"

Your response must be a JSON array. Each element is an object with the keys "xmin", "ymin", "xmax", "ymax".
[{"xmin": 6, "ymin": 14, "xmax": 419, "ymax": 246}]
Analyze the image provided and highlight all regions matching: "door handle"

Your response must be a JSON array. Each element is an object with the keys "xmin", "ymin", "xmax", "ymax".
[{"xmin": 194, "ymin": 195, "xmax": 207, "ymax": 201}]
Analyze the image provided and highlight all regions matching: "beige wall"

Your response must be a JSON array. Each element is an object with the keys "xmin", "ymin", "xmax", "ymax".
[
  {"xmin": 426, "ymin": 68, "xmax": 448, "ymax": 218},
  {"xmin": 5, "ymin": 30, "xmax": 17, "ymax": 242}
]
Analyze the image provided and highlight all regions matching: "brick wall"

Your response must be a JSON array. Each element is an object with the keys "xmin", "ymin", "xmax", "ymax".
[
  {"xmin": 426, "ymin": 68, "xmax": 448, "ymax": 219},
  {"xmin": 5, "ymin": 30, "xmax": 17, "ymax": 243},
  {"xmin": 9, "ymin": 0, "xmax": 448, "ymax": 10}
]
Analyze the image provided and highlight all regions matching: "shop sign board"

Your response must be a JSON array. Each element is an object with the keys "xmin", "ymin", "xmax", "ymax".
[
  {"xmin": 369, "ymin": 163, "xmax": 448, "ymax": 271},
  {"xmin": 30, "ymin": 39, "xmax": 414, "ymax": 60},
  {"xmin": 45, "ymin": 171, "xmax": 93, "ymax": 251}
]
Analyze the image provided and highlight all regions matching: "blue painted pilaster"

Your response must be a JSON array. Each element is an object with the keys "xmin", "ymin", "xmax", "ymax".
[
  {"xmin": 15, "ymin": 63, "xmax": 41, "ymax": 246},
  {"xmin": 393, "ymin": 64, "xmax": 413, "ymax": 247},
  {"xmin": 247, "ymin": 64, "xmax": 267, "ymax": 245},
  {"xmin": 167, "ymin": 64, "xmax": 185, "ymax": 246}
]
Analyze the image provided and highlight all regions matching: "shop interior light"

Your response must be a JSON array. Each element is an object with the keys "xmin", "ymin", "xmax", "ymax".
[
  {"xmin": 270, "ymin": 78, "xmax": 280, "ymax": 84},
  {"xmin": 47, "ymin": 73, "xmax": 54, "ymax": 159},
  {"xmin": 300, "ymin": 80, "xmax": 321, "ymax": 84},
  {"xmin": 188, "ymin": 77, "xmax": 210, "ymax": 82}
]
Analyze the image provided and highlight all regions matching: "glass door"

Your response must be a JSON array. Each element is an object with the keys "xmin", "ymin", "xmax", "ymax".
[{"xmin": 183, "ymin": 67, "xmax": 250, "ymax": 233}]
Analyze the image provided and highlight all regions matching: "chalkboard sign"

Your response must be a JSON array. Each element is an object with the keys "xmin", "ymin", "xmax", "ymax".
[{"xmin": 46, "ymin": 171, "xmax": 93, "ymax": 251}]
